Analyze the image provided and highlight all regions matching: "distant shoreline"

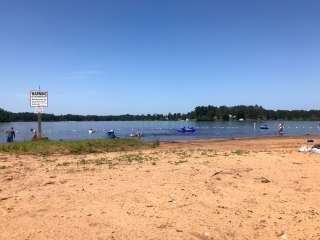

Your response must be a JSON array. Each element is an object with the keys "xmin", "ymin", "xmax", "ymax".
[
  {"xmin": 2, "ymin": 105, "xmax": 320, "ymax": 122},
  {"xmin": 1, "ymin": 119, "xmax": 320, "ymax": 123}
]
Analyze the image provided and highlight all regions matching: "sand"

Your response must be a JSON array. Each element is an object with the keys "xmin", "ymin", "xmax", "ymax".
[{"xmin": 1, "ymin": 135, "xmax": 320, "ymax": 240}]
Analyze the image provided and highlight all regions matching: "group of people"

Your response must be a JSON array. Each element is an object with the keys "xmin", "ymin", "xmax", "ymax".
[{"xmin": 4, "ymin": 127, "xmax": 38, "ymax": 143}]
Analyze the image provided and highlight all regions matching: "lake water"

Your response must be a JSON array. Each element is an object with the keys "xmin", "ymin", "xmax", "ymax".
[{"xmin": 0, "ymin": 121, "xmax": 320, "ymax": 143}]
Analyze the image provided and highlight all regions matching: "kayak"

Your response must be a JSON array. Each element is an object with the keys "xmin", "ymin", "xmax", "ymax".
[
  {"xmin": 259, "ymin": 124, "xmax": 269, "ymax": 130},
  {"xmin": 177, "ymin": 127, "xmax": 196, "ymax": 133}
]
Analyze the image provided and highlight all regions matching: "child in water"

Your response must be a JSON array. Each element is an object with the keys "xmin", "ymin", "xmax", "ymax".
[{"xmin": 30, "ymin": 128, "xmax": 38, "ymax": 140}]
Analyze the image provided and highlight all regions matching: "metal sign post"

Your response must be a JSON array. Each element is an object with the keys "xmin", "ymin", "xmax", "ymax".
[{"xmin": 30, "ymin": 90, "xmax": 48, "ymax": 139}]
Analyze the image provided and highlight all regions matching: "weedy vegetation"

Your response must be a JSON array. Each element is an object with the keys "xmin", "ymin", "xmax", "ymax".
[
  {"xmin": 199, "ymin": 149, "xmax": 217, "ymax": 157},
  {"xmin": 56, "ymin": 161, "xmax": 71, "ymax": 167},
  {"xmin": 174, "ymin": 150, "xmax": 192, "ymax": 159},
  {"xmin": 0, "ymin": 138, "xmax": 159, "ymax": 155},
  {"xmin": 115, "ymin": 153, "xmax": 159, "ymax": 164},
  {"xmin": 54, "ymin": 152, "xmax": 159, "ymax": 173},
  {"xmin": 232, "ymin": 149, "xmax": 250, "ymax": 155}
]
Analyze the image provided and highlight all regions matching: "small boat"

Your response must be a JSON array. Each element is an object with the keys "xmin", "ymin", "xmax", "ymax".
[
  {"xmin": 259, "ymin": 124, "xmax": 269, "ymax": 130},
  {"xmin": 177, "ymin": 127, "xmax": 196, "ymax": 133}
]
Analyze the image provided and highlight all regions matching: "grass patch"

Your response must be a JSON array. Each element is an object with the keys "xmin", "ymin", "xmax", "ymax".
[
  {"xmin": 56, "ymin": 161, "xmax": 72, "ymax": 167},
  {"xmin": 117, "ymin": 154, "xmax": 146, "ymax": 163},
  {"xmin": 94, "ymin": 158, "xmax": 113, "ymax": 166},
  {"xmin": 76, "ymin": 158, "xmax": 113, "ymax": 166},
  {"xmin": 77, "ymin": 159, "xmax": 91, "ymax": 165},
  {"xmin": 116, "ymin": 153, "xmax": 158, "ymax": 164},
  {"xmin": 232, "ymin": 149, "xmax": 250, "ymax": 155},
  {"xmin": 55, "ymin": 154, "xmax": 156, "ymax": 172},
  {"xmin": 0, "ymin": 138, "xmax": 158, "ymax": 155},
  {"xmin": 200, "ymin": 149, "xmax": 217, "ymax": 157},
  {"xmin": 175, "ymin": 150, "xmax": 192, "ymax": 159}
]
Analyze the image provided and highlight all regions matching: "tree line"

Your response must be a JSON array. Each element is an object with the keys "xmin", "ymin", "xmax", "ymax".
[
  {"xmin": 1, "ymin": 105, "xmax": 320, "ymax": 122},
  {"xmin": 188, "ymin": 105, "xmax": 320, "ymax": 121}
]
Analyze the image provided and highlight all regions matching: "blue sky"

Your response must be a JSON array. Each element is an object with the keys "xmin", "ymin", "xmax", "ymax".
[{"xmin": 0, "ymin": 0, "xmax": 319, "ymax": 115}]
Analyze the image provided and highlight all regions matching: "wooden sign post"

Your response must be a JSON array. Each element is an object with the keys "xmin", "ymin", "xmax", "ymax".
[{"xmin": 30, "ymin": 90, "xmax": 48, "ymax": 138}]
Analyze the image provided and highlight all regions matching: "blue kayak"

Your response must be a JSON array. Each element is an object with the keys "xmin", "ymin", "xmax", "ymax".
[
  {"xmin": 259, "ymin": 124, "xmax": 269, "ymax": 130},
  {"xmin": 177, "ymin": 127, "xmax": 196, "ymax": 133}
]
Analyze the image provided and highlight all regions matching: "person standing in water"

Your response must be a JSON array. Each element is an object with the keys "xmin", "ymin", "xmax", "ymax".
[
  {"xmin": 30, "ymin": 128, "xmax": 38, "ymax": 140},
  {"xmin": 5, "ymin": 127, "xmax": 15, "ymax": 143},
  {"xmin": 278, "ymin": 122, "xmax": 284, "ymax": 135}
]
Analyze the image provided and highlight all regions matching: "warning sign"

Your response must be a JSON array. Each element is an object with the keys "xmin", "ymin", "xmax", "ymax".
[{"xmin": 30, "ymin": 90, "xmax": 48, "ymax": 107}]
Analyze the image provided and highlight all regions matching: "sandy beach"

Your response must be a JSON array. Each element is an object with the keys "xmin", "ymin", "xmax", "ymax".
[{"xmin": 1, "ymin": 135, "xmax": 320, "ymax": 240}]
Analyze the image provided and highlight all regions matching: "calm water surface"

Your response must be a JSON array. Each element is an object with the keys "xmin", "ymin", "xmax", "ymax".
[{"xmin": 0, "ymin": 121, "xmax": 320, "ymax": 143}]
